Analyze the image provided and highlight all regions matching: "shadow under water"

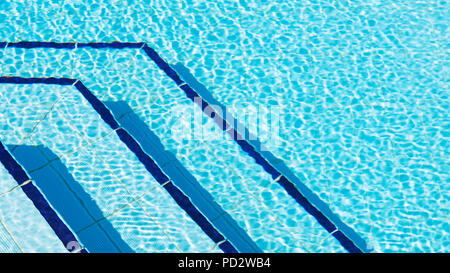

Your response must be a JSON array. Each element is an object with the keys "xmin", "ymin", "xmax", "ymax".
[{"xmin": 9, "ymin": 144, "xmax": 135, "ymax": 253}]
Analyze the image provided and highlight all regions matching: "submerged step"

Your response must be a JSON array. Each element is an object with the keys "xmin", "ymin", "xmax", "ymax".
[
  {"xmin": 74, "ymin": 81, "xmax": 238, "ymax": 253},
  {"xmin": 0, "ymin": 42, "xmax": 368, "ymax": 252},
  {"xmin": 0, "ymin": 78, "xmax": 236, "ymax": 253},
  {"xmin": 105, "ymin": 100, "xmax": 261, "ymax": 253},
  {"xmin": 173, "ymin": 63, "xmax": 369, "ymax": 253},
  {"xmin": 144, "ymin": 51, "xmax": 366, "ymax": 252},
  {"xmin": 0, "ymin": 47, "xmax": 343, "ymax": 252}
]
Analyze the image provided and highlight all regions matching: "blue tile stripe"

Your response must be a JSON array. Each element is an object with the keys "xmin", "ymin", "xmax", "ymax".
[
  {"xmin": 0, "ymin": 41, "xmax": 366, "ymax": 253},
  {"xmin": 0, "ymin": 76, "xmax": 237, "ymax": 253},
  {"xmin": 5, "ymin": 41, "xmax": 144, "ymax": 49},
  {"xmin": 0, "ymin": 140, "xmax": 83, "ymax": 252},
  {"xmin": 76, "ymin": 42, "xmax": 144, "ymax": 49},
  {"xmin": 0, "ymin": 76, "xmax": 76, "ymax": 85},
  {"xmin": 6, "ymin": 41, "xmax": 78, "ymax": 49}
]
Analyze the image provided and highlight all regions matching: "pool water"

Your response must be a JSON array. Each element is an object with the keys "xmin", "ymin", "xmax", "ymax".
[{"xmin": 0, "ymin": 0, "xmax": 448, "ymax": 253}]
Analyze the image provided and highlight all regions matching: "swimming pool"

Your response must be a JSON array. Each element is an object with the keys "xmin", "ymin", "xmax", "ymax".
[{"xmin": 0, "ymin": 0, "xmax": 448, "ymax": 253}]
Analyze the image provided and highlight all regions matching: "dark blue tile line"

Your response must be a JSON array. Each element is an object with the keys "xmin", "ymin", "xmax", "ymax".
[
  {"xmin": 6, "ymin": 41, "xmax": 77, "ymax": 49},
  {"xmin": 0, "ymin": 42, "xmax": 365, "ymax": 253},
  {"xmin": 77, "ymin": 42, "xmax": 144, "ymax": 49},
  {"xmin": 0, "ymin": 76, "xmax": 76, "ymax": 85},
  {"xmin": 0, "ymin": 141, "xmax": 83, "ymax": 252},
  {"xmin": 0, "ymin": 76, "xmax": 237, "ymax": 253},
  {"xmin": 5, "ymin": 41, "xmax": 144, "ymax": 49}
]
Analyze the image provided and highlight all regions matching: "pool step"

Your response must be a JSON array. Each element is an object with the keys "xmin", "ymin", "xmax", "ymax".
[
  {"xmin": 172, "ymin": 64, "xmax": 370, "ymax": 253},
  {"xmin": 154, "ymin": 58, "xmax": 369, "ymax": 254},
  {"xmin": 0, "ymin": 76, "xmax": 240, "ymax": 253},
  {"xmin": 0, "ymin": 41, "xmax": 369, "ymax": 253},
  {"xmin": 75, "ymin": 81, "xmax": 240, "ymax": 253},
  {"xmin": 104, "ymin": 100, "xmax": 262, "ymax": 253}
]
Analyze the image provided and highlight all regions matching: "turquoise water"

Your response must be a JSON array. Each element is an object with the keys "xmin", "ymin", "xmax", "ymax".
[{"xmin": 0, "ymin": 0, "xmax": 448, "ymax": 252}]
